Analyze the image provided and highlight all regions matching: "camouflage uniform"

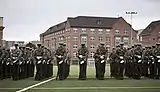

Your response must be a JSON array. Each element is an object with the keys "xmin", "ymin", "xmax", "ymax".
[
  {"xmin": 55, "ymin": 42, "xmax": 66, "ymax": 80},
  {"xmin": 124, "ymin": 48, "xmax": 133, "ymax": 78},
  {"xmin": 34, "ymin": 44, "xmax": 44, "ymax": 81},
  {"xmin": 11, "ymin": 44, "xmax": 22, "ymax": 81},
  {"xmin": 142, "ymin": 46, "xmax": 150, "ymax": 77},
  {"xmin": 109, "ymin": 48, "xmax": 117, "ymax": 78},
  {"xmin": 153, "ymin": 43, "xmax": 160, "ymax": 79},
  {"xmin": 94, "ymin": 43, "xmax": 107, "ymax": 80},
  {"xmin": 115, "ymin": 43, "xmax": 126, "ymax": 80},
  {"xmin": 77, "ymin": 44, "xmax": 89, "ymax": 80},
  {"xmin": 133, "ymin": 43, "xmax": 143, "ymax": 79},
  {"xmin": 63, "ymin": 43, "xmax": 71, "ymax": 79}
]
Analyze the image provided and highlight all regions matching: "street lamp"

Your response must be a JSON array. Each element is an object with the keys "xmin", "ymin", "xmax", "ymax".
[{"xmin": 126, "ymin": 11, "xmax": 137, "ymax": 46}]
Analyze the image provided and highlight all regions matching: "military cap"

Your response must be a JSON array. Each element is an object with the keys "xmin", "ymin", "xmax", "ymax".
[
  {"xmin": 152, "ymin": 45, "xmax": 156, "ymax": 48},
  {"xmin": 116, "ymin": 45, "xmax": 120, "ymax": 47},
  {"xmin": 59, "ymin": 42, "xmax": 64, "ymax": 45},
  {"xmin": 100, "ymin": 42, "xmax": 105, "ymax": 45},
  {"xmin": 156, "ymin": 42, "xmax": 160, "ymax": 45},
  {"xmin": 63, "ymin": 43, "xmax": 67, "ymax": 46},
  {"xmin": 137, "ymin": 43, "xmax": 142, "ymax": 46},
  {"xmin": 148, "ymin": 47, "xmax": 152, "ymax": 49},
  {"xmin": 14, "ymin": 43, "xmax": 18, "ymax": 46},
  {"xmin": 37, "ymin": 43, "xmax": 42, "ymax": 46},
  {"xmin": 26, "ymin": 47, "xmax": 30, "ymax": 49}
]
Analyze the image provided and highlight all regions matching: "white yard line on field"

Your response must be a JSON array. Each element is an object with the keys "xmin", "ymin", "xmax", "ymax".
[
  {"xmin": 16, "ymin": 77, "xmax": 55, "ymax": 92},
  {"xmin": 31, "ymin": 86, "xmax": 160, "ymax": 90}
]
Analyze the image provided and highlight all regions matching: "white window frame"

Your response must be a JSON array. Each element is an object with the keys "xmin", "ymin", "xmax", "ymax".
[
  {"xmin": 99, "ymin": 37, "xmax": 103, "ymax": 41},
  {"xmin": 115, "ymin": 30, "xmax": 120, "ymax": 34},
  {"xmin": 73, "ymin": 36, "xmax": 78, "ymax": 41},
  {"xmin": 73, "ymin": 44, "xmax": 78, "ymax": 49},
  {"xmin": 90, "ymin": 36, "xmax": 95, "ymax": 41},
  {"xmin": 82, "ymin": 28, "xmax": 87, "ymax": 33},
  {"xmin": 90, "ymin": 45, "xmax": 95, "ymax": 49},
  {"xmin": 115, "ymin": 37, "xmax": 121, "ymax": 45},
  {"xmin": 90, "ymin": 29, "xmax": 95, "ymax": 33},
  {"xmin": 98, "ymin": 29, "xmax": 103, "ymax": 34},
  {"xmin": 73, "ymin": 28, "xmax": 78, "ymax": 33},
  {"xmin": 124, "ymin": 30, "xmax": 128, "ymax": 34}
]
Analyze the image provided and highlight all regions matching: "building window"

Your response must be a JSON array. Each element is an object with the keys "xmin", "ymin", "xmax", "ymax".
[
  {"xmin": 106, "ymin": 29, "xmax": 110, "ymax": 34},
  {"xmin": 115, "ymin": 37, "xmax": 121, "ymax": 46},
  {"xmin": 90, "ymin": 29, "xmax": 95, "ymax": 33},
  {"xmin": 82, "ymin": 28, "xmax": 87, "ymax": 33},
  {"xmin": 90, "ymin": 37, "xmax": 95, "ymax": 41},
  {"xmin": 73, "ymin": 36, "xmax": 78, "ymax": 41},
  {"xmin": 97, "ymin": 20, "xmax": 102, "ymax": 25},
  {"xmin": 115, "ymin": 30, "xmax": 120, "ymax": 34},
  {"xmin": 106, "ymin": 37, "xmax": 110, "ymax": 42},
  {"xmin": 90, "ymin": 45, "xmax": 95, "ymax": 49},
  {"xmin": 140, "ymin": 37, "xmax": 142, "ymax": 41},
  {"xmin": 73, "ymin": 28, "xmax": 78, "ymax": 33},
  {"xmin": 124, "ymin": 30, "xmax": 128, "ymax": 34},
  {"xmin": 123, "ymin": 37, "xmax": 129, "ymax": 48},
  {"xmin": 73, "ymin": 44, "xmax": 78, "ymax": 49},
  {"xmin": 99, "ymin": 37, "xmax": 103, "ymax": 41},
  {"xmin": 81, "ymin": 36, "xmax": 87, "ymax": 41},
  {"xmin": 98, "ymin": 29, "xmax": 103, "ymax": 34}
]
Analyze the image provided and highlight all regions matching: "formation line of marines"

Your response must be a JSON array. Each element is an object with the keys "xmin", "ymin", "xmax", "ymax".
[{"xmin": 0, "ymin": 41, "xmax": 160, "ymax": 81}]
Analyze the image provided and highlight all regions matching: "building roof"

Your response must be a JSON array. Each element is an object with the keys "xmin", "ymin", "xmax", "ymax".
[
  {"xmin": 41, "ymin": 21, "xmax": 66, "ymax": 36},
  {"xmin": 41, "ymin": 16, "xmax": 126, "ymax": 36},
  {"xmin": 140, "ymin": 20, "xmax": 160, "ymax": 36},
  {"xmin": 68, "ymin": 16, "xmax": 120, "ymax": 28}
]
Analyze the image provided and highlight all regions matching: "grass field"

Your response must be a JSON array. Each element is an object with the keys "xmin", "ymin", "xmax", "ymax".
[{"xmin": 0, "ymin": 65, "xmax": 160, "ymax": 92}]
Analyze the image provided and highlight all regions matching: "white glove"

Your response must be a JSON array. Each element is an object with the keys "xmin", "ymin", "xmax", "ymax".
[
  {"xmin": 100, "ymin": 55, "xmax": 104, "ymax": 59},
  {"xmin": 59, "ymin": 60, "xmax": 63, "ymax": 64},
  {"xmin": 38, "ymin": 61, "xmax": 41, "ymax": 64},
  {"xmin": 107, "ymin": 58, "xmax": 109, "ymax": 61},
  {"xmin": 43, "ymin": 60, "xmax": 46, "ymax": 63},
  {"xmin": 6, "ymin": 62, "xmax": 9, "ymax": 65},
  {"xmin": 12, "ymin": 57, "xmax": 16, "ymax": 59},
  {"xmin": 120, "ymin": 60, "xmax": 124, "ymax": 63},
  {"xmin": 152, "ymin": 62, "xmax": 154, "ymax": 64},
  {"xmin": 80, "ymin": 61, "xmax": 84, "ymax": 64},
  {"xmin": 79, "ymin": 55, "xmax": 83, "ymax": 58},
  {"xmin": 37, "ymin": 56, "xmax": 42, "ymax": 59},
  {"xmin": 19, "ymin": 62, "xmax": 22, "ymax": 65},
  {"xmin": 13, "ymin": 60, "xmax": 17, "ymax": 63},
  {"xmin": 137, "ymin": 55, "xmax": 141, "ymax": 58},
  {"xmin": 157, "ymin": 56, "xmax": 160, "ymax": 58},
  {"xmin": 158, "ymin": 60, "xmax": 160, "ymax": 62},
  {"xmin": 120, "ymin": 56, "xmax": 123, "ymax": 59},
  {"xmin": 101, "ymin": 60, "xmax": 105, "ymax": 63},
  {"xmin": 138, "ymin": 60, "xmax": 142, "ymax": 63},
  {"xmin": 58, "ymin": 55, "xmax": 62, "ymax": 58},
  {"xmin": 27, "ymin": 61, "xmax": 29, "ymax": 64}
]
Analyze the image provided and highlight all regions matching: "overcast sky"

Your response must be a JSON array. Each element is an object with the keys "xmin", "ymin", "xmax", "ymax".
[{"xmin": 0, "ymin": 0, "xmax": 160, "ymax": 41}]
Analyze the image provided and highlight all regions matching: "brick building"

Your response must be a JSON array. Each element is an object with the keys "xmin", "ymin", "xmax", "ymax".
[
  {"xmin": 139, "ymin": 20, "xmax": 160, "ymax": 46},
  {"xmin": 0, "ymin": 17, "xmax": 4, "ymax": 45},
  {"xmin": 40, "ymin": 16, "xmax": 138, "ymax": 62},
  {"xmin": 2, "ymin": 40, "xmax": 25, "ymax": 49}
]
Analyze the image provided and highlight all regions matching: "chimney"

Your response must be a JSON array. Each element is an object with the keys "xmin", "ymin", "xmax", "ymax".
[{"xmin": 0, "ymin": 17, "xmax": 3, "ymax": 27}]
